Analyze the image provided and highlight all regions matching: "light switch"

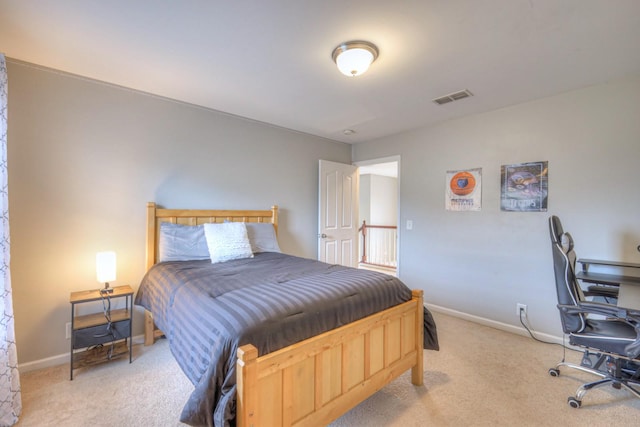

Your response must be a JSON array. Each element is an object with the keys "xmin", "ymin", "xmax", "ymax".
[{"xmin": 406, "ymin": 220, "xmax": 413, "ymax": 230}]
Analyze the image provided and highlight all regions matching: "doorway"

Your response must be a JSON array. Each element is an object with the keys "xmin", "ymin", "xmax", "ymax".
[{"xmin": 355, "ymin": 156, "xmax": 400, "ymax": 276}]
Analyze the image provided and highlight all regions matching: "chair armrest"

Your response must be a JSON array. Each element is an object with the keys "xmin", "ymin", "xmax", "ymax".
[{"xmin": 558, "ymin": 301, "xmax": 640, "ymax": 321}]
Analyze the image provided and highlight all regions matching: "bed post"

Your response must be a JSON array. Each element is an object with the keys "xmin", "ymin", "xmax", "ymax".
[
  {"xmin": 144, "ymin": 202, "xmax": 158, "ymax": 346},
  {"xmin": 144, "ymin": 311, "xmax": 155, "ymax": 346},
  {"xmin": 411, "ymin": 289, "xmax": 424, "ymax": 386},
  {"xmin": 237, "ymin": 344, "xmax": 259, "ymax": 427},
  {"xmin": 146, "ymin": 202, "xmax": 157, "ymax": 270},
  {"xmin": 271, "ymin": 205, "xmax": 278, "ymax": 235}
]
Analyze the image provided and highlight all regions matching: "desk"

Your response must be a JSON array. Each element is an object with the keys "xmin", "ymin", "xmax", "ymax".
[{"xmin": 577, "ymin": 259, "xmax": 640, "ymax": 309}]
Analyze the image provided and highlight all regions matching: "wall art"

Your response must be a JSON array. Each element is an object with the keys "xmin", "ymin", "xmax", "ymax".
[
  {"xmin": 500, "ymin": 161, "xmax": 548, "ymax": 212},
  {"xmin": 446, "ymin": 168, "xmax": 482, "ymax": 211}
]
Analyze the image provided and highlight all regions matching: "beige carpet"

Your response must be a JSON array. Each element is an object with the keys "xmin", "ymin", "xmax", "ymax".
[{"xmin": 16, "ymin": 312, "xmax": 640, "ymax": 426}]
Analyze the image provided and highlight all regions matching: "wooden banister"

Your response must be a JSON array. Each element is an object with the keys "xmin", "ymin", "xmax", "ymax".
[{"xmin": 358, "ymin": 220, "xmax": 398, "ymax": 270}]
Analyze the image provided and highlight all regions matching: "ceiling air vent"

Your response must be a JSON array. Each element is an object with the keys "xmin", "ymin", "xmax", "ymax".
[{"xmin": 432, "ymin": 89, "xmax": 473, "ymax": 105}]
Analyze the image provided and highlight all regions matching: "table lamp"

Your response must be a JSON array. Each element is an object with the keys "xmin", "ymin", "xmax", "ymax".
[{"xmin": 96, "ymin": 251, "xmax": 116, "ymax": 293}]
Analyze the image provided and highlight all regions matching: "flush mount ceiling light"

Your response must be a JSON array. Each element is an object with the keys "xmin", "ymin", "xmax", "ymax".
[{"xmin": 332, "ymin": 40, "xmax": 379, "ymax": 77}]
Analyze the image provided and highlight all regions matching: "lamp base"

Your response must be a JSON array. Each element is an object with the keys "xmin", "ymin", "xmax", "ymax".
[{"xmin": 100, "ymin": 287, "xmax": 114, "ymax": 295}]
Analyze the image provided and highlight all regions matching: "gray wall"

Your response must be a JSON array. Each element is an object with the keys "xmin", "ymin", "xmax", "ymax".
[
  {"xmin": 359, "ymin": 174, "xmax": 398, "ymax": 226},
  {"xmin": 359, "ymin": 175, "xmax": 371, "ymax": 225},
  {"xmin": 8, "ymin": 60, "xmax": 351, "ymax": 366},
  {"xmin": 352, "ymin": 74, "xmax": 640, "ymax": 338},
  {"xmin": 9, "ymin": 57, "xmax": 640, "ymax": 367},
  {"xmin": 369, "ymin": 175, "xmax": 397, "ymax": 225}
]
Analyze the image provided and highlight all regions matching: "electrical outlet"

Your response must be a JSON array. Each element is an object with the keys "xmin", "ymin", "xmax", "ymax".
[
  {"xmin": 65, "ymin": 322, "xmax": 71, "ymax": 339},
  {"xmin": 516, "ymin": 303, "xmax": 527, "ymax": 317}
]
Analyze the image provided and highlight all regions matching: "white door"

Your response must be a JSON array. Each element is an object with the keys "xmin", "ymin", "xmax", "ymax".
[{"xmin": 318, "ymin": 160, "xmax": 359, "ymax": 267}]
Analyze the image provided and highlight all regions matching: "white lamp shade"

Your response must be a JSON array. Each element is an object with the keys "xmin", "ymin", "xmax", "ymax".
[
  {"xmin": 336, "ymin": 48, "xmax": 374, "ymax": 77},
  {"xmin": 96, "ymin": 251, "xmax": 116, "ymax": 283}
]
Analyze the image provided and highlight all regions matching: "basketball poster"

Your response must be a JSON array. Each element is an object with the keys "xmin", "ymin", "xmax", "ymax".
[
  {"xmin": 445, "ymin": 168, "xmax": 482, "ymax": 211},
  {"xmin": 500, "ymin": 161, "xmax": 548, "ymax": 212}
]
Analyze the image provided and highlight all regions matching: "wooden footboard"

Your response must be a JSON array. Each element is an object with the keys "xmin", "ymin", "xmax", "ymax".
[{"xmin": 236, "ymin": 290, "xmax": 424, "ymax": 427}]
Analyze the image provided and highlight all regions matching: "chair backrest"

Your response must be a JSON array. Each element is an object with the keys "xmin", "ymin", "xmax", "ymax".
[{"xmin": 549, "ymin": 215, "xmax": 586, "ymax": 333}]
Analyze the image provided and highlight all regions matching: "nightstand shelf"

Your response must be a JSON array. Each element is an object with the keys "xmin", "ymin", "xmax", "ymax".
[
  {"xmin": 72, "ymin": 341, "xmax": 130, "ymax": 370},
  {"xmin": 69, "ymin": 285, "xmax": 133, "ymax": 380}
]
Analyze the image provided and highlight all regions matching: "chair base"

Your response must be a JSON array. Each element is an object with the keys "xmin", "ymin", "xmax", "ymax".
[
  {"xmin": 571, "ymin": 376, "xmax": 640, "ymax": 408},
  {"xmin": 550, "ymin": 350, "xmax": 640, "ymax": 408}
]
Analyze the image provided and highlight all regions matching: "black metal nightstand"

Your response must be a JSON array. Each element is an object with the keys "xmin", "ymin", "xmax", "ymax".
[{"xmin": 69, "ymin": 285, "xmax": 133, "ymax": 380}]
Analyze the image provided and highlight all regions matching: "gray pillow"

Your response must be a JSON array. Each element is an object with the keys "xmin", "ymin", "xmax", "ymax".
[
  {"xmin": 158, "ymin": 222, "xmax": 210, "ymax": 262},
  {"xmin": 245, "ymin": 223, "xmax": 281, "ymax": 253}
]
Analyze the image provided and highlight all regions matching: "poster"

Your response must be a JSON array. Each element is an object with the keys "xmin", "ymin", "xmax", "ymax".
[
  {"xmin": 445, "ymin": 168, "xmax": 482, "ymax": 211},
  {"xmin": 500, "ymin": 161, "xmax": 548, "ymax": 212}
]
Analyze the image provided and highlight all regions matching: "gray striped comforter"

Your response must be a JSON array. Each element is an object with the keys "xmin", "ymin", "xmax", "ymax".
[{"xmin": 135, "ymin": 252, "xmax": 438, "ymax": 426}]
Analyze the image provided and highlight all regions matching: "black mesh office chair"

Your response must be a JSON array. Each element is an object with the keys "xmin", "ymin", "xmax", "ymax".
[{"xmin": 548, "ymin": 215, "xmax": 640, "ymax": 408}]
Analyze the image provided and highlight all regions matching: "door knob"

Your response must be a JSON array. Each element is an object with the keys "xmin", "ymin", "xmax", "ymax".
[{"xmin": 319, "ymin": 233, "xmax": 327, "ymax": 238}]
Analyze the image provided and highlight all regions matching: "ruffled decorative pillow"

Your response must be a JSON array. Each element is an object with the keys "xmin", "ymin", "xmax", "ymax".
[{"xmin": 203, "ymin": 222, "xmax": 254, "ymax": 263}]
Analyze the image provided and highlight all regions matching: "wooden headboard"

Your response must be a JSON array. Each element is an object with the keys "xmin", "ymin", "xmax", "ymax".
[{"xmin": 145, "ymin": 202, "xmax": 279, "ymax": 270}]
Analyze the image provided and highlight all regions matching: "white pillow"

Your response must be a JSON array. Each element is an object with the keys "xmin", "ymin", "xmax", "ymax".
[
  {"xmin": 245, "ymin": 223, "xmax": 281, "ymax": 253},
  {"xmin": 203, "ymin": 222, "xmax": 254, "ymax": 263},
  {"xmin": 158, "ymin": 222, "xmax": 210, "ymax": 262}
]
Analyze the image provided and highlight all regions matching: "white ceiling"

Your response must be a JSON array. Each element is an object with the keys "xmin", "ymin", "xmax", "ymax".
[{"xmin": 2, "ymin": 0, "xmax": 640, "ymax": 144}]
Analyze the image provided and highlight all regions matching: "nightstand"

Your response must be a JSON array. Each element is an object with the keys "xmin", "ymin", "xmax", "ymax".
[{"xmin": 69, "ymin": 285, "xmax": 133, "ymax": 380}]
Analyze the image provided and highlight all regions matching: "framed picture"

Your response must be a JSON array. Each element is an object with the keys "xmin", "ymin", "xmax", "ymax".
[
  {"xmin": 446, "ymin": 168, "xmax": 482, "ymax": 211},
  {"xmin": 500, "ymin": 161, "xmax": 548, "ymax": 212}
]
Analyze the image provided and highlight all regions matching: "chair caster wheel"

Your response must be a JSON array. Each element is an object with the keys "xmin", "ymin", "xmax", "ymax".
[
  {"xmin": 548, "ymin": 368, "xmax": 560, "ymax": 377},
  {"xmin": 568, "ymin": 397, "xmax": 581, "ymax": 408}
]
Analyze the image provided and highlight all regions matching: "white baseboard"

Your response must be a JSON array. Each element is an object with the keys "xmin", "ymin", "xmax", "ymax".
[
  {"xmin": 19, "ymin": 353, "xmax": 69, "ymax": 374},
  {"xmin": 426, "ymin": 303, "xmax": 565, "ymax": 345},
  {"xmin": 20, "ymin": 307, "xmax": 565, "ymax": 374},
  {"xmin": 18, "ymin": 334, "xmax": 146, "ymax": 374}
]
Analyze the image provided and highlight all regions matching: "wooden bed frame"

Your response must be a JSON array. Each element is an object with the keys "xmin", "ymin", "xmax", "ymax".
[{"xmin": 143, "ymin": 202, "xmax": 424, "ymax": 426}]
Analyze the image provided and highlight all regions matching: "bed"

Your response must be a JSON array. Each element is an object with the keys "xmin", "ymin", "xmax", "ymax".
[{"xmin": 136, "ymin": 202, "xmax": 438, "ymax": 426}]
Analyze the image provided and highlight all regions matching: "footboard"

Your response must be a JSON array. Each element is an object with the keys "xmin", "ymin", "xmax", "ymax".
[{"xmin": 237, "ymin": 289, "xmax": 424, "ymax": 426}]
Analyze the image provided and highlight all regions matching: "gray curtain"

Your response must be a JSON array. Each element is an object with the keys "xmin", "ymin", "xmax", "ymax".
[{"xmin": 0, "ymin": 53, "xmax": 21, "ymax": 426}]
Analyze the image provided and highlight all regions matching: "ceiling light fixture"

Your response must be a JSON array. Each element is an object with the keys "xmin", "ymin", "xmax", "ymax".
[{"xmin": 332, "ymin": 40, "xmax": 379, "ymax": 77}]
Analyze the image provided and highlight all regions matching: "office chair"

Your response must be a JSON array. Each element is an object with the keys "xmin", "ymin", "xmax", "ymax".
[
  {"xmin": 548, "ymin": 215, "xmax": 640, "ymax": 408},
  {"xmin": 555, "ymin": 217, "xmax": 619, "ymax": 302}
]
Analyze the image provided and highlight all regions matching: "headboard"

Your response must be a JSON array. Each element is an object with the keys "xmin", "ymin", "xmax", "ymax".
[{"xmin": 145, "ymin": 202, "xmax": 279, "ymax": 270}]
